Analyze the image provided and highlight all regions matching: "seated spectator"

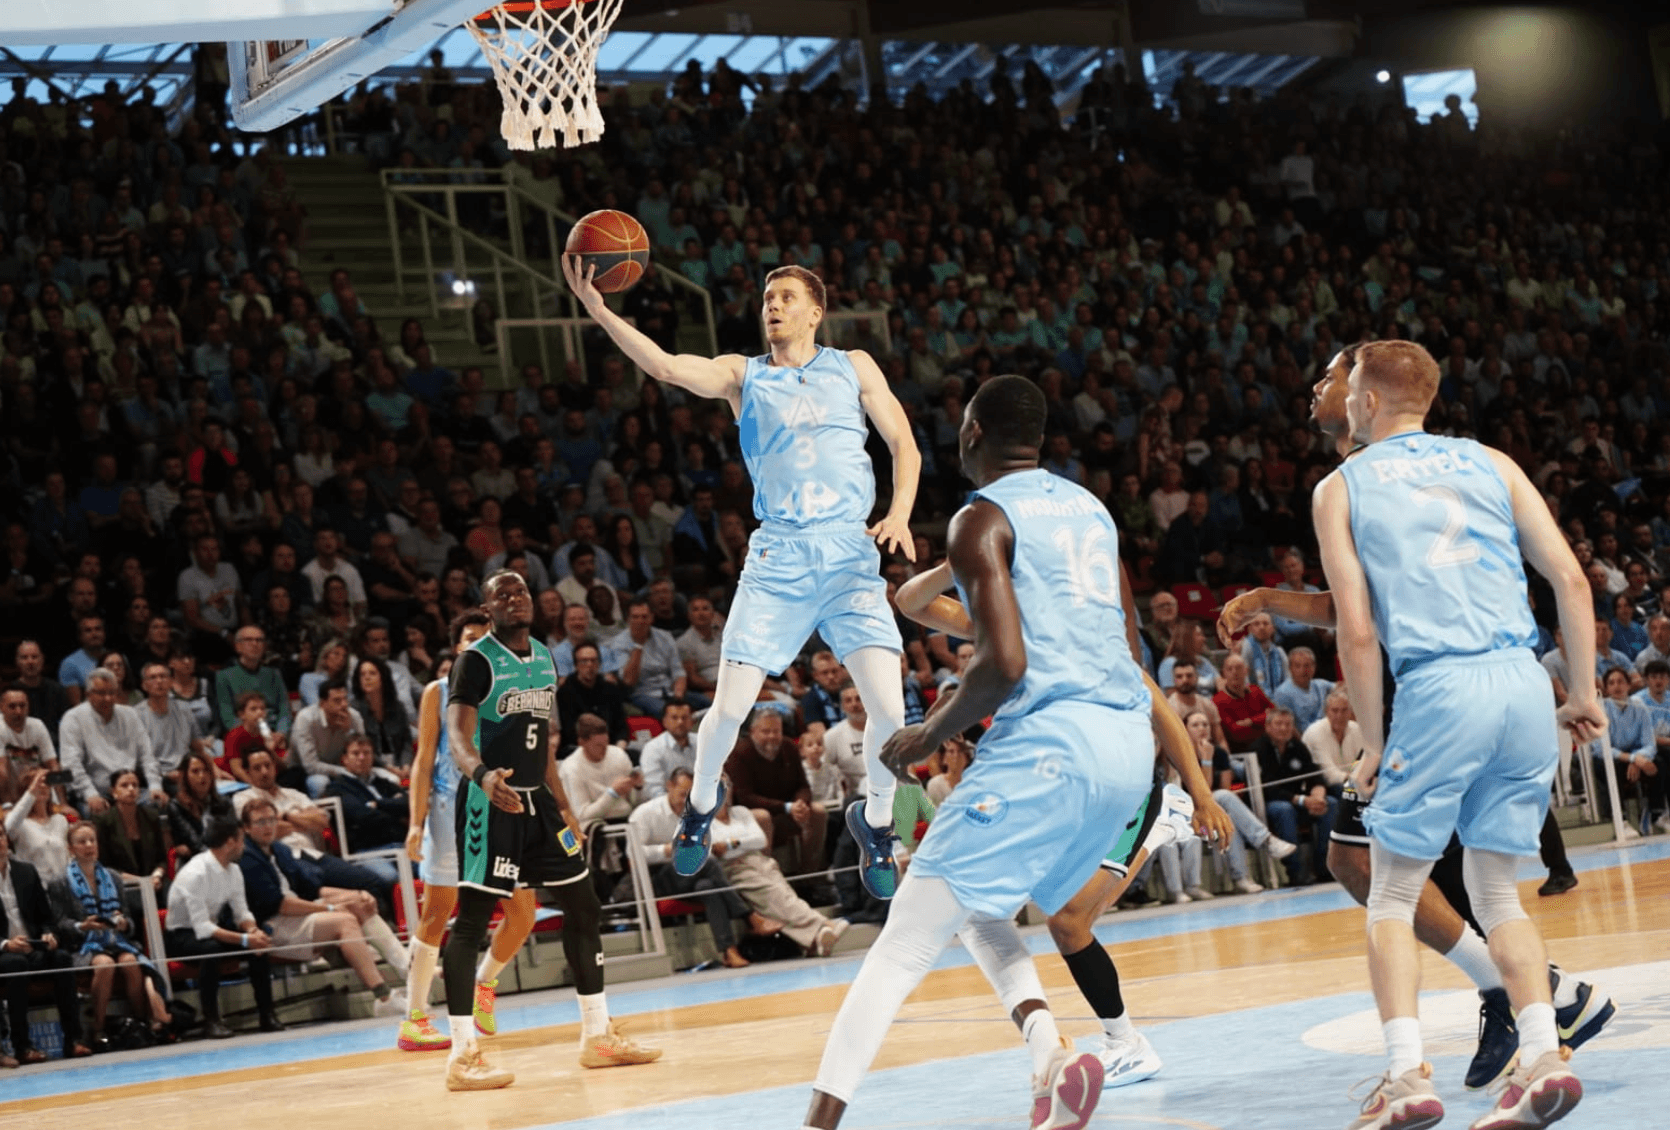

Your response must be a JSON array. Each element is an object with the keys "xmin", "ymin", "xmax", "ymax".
[
  {"xmin": 301, "ymin": 637, "xmax": 351, "ymax": 706},
  {"xmin": 0, "ymin": 823, "xmax": 90, "ymax": 1060},
  {"xmin": 1164, "ymin": 660, "xmax": 1228, "ymax": 748},
  {"xmin": 325, "ymin": 734, "xmax": 410, "ymax": 853},
  {"xmin": 1634, "ymin": 614, "xmax": 1670, "ymax": 673},
  {"xmin": 350, "ymin": 657, "xmax": 413, "ymax": 769},
  {"xmin": 628, "ymin": 767, "xmax": 779, "ymax": 969},
  {"xmin": 1253, "ymin": 708, "xmax": 1336, "ymax": 885},
  {"xmin": 1611, "ymin": 592, "xmax": 1649, "ymax": 660},
  {"xmin": 137, "ymin": 662, "xmax": 207, "ymax": 791},
  {"xmin": 556, "ymin": 544, "xmax": 622, "ymax": 628},
  {"xmin": 215, "ymin": 624, "xmax": 292, "ymax": 736},
  {"xmin": 1269, "ymin": 550, "xmax": 1328, "ymax": 651},
  {"xmin": 291, "ymin": 677, "xmax": 366, "ymax": 796},
  {"xmin": 166, "ymin": 749, "xmax": 234, "ymax": 861},
  {"xmin": 164, "ymin": 814, "xmax": 281, "ymax": 1039},
  {"xmin": 608, "ymin": 599, "xmax": 690, "ymax": 717},
  {"xmin": 232, "ymin": 749, "xmax": 395, "ymax": 905},
  {"xmin": 710, "ymin": 777, "xmax": 848, "ymax": 957},
  {"xmin": 57, "ymin": 614, "xmax": 108, "ymax": 707},
  {"xmin": 1271, "ymin": 647, "xmax": 1333, "ymax": 733},
  {"xmin": 311, "ymin": 576, "xmax": 364, "ymax": 648},
  {"xmin": 50, "ymin": 822, "xmax": 174, "ymax": 1048},
  {"xmin": 798, "ymin": 651, "xmax": 847, "ymax": 729},
  {"xmin": 926, "ymin": 736, "xmax": 972, "ymax": 805},
  {"xmin": 177, "ymin": 533, "xmax": 244, "ymax": 665},
  {"xmin": 819, "ymin": 682, "xmax": 871, "ymax": 808},
  {"xmin": 1301, "ymin": 689, "xmax": 1363, "ymax": 790},
  {"xmin": 676, "ymin": 594, "xmax": 723, "ymax": 702},
  {"xmin": 1592, "ymin": 665, "xmax": 1664, "ymax": 828},
  {"xmin": 1635, "ymin": 660, "xmax": 1670, "ymax": 759},
  {"xmin": 237, "ymin": 798, "xmax": 406, "ymax": 1011},
  {"xmin": 1148, "ymin": 822, "xmax": 1210, "ymax": 904},
  {"xmin": 13, "ymin": 641, "xmax": 71, "ymax": 744},
  {"xmin": 550, "ymin": 601, "xmax": 622, "ymax": 678},
  {"xmin": 168, "ymin": 648, "xmax": 217, "ymax": 736},
  {"xmin": 351, "ymin": 618, "xmax": 422, "ymax": 711},
  {"xmin": 725, "ymin": 708, "xmax": 824, "ymax": 869},
  {"xmin": 2, "ymin": 769, "xmax": 73, "ymax": 881},
  {"xmin": 1238, "ymin": 613, "xmax": 1288, "ymax": 692},
  {"xmin": 223, "ymin": 691, "xmax": 295, "ymax": 787},
  {"xmin": 1, "ymin": 685, "xmax": 61, "ymax": 807},
  {"xmin": 1157, "ymin": 619, "xmax": 1219, "ymax": 691},
  {"xmin": 1213, "ymin": 654, "xmax": 1273, "ymax": 752},
  {"xmin": 59, "ymin": 668, "xmax": 165, "ymax": 814},
  {"xmin": 93, "ymin": 769, "xmax": 173, "ymax": 899},
  {"xmin": 559, "ymin": 714, "xmax": 642, "ymax": 890},
  {"xmin": 1182, "ymin": 710, "xmax": 1294, "ymax": 893},
  {"xmin": 556, "ymin": 642, "xmax": 629, "ymax": 750},
  {"xmin": 639, "ymin": 697, "xmax": 696, "ymax": 799}
]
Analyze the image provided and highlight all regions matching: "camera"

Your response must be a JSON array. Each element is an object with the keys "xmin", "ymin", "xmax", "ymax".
[{"xmin": 46, "ymin": 770, "xmax": 74, "ymax": 787}]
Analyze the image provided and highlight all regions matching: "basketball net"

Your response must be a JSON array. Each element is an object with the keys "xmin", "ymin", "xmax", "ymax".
[{"xmin": 467, "ymin": 0, "xmax": 625, "ymax": 151}]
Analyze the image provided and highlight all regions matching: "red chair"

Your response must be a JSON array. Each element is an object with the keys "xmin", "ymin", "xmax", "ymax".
[
  {"xmin": 1221, "ymin": 582, "xmax": 1255, "ymax": 606},
  {"xmin": 1172, "ymin": 582, "xmax": 1217, "ymax": 620},
  {"xmin": 626, "ymin": 715, "xmax": 663, "ymax": 743},
  {"xmin": 1259, "ymin": 571, "xmax": 1284, "ymax": 588}
]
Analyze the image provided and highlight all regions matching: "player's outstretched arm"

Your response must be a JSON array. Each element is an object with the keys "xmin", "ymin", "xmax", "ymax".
[
  {"xmin": 1313, "ymin": 473, "xmax": 1387, "ymax": 791},
  {"xmin": 1485, "ymin": 448, "xmax": 1607, "ymax": 743},
  {"xmin": 895, "ymin": 561, "xmax": 974, "ymax": 637},
  {"xmin": 851, "ymin": 349, "xmax": 921, "ymax": 561},
  {"xmin": 880, "ymin": 502, "xmax": 1023, "ymax": 779},
  {"xmin": 1217, "ymin": 588, "xmax": 1337, "ymax": 647},
  {"xmin": 563, "ymin": 255, "xmax": 745, "ymax": 403},
  {"xmin": 405, "ymin": 680, "xmax": 442, "ymax": 860},
  {"xmin": 1143, "ymin": 671, "xmax": 1232, "ymax": 846}
]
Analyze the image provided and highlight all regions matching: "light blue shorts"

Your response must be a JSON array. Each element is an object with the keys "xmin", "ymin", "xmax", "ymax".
[
  {"xmin": 721, "ymin": 523, "xmax": 901, "ymax": 675},
  {"xmin": 1364, "ymin": 648, "xmax": 1557, "ymax": 860},
  {"xmin": 421, "ymin": 781, "xmax": 460, "ymax": 888},
  {"xmin": 910, "ymin": 702, "xmax": 1153, "ymax": 919}
]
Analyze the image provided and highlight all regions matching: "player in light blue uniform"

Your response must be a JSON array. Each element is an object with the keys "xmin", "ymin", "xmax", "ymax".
[
  {"xmin": 800, "ymin": 376, "xmax": 1154, "ymax": 1130},
  {"xmin": 565, "ymin": 257, "xmax": 920, "ymax": 898},
  {"xmin": 1316, "ymin": 340, "xmax": 1605, "ymax": 1130}
]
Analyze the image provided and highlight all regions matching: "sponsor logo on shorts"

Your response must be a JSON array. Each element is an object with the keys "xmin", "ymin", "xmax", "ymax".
[
  {"xmin": 848, "ymin": 589, "xmax": 881, "ymax": 611},
  {"xmin": 963, "ymin": 793, "xmax": 1009, "ymax": 827},
  {"xmin": 1382, "ymin": 748, "xmax": 1410, "ymax": 785},
  {"xmin": 495, "ymin": 686, "xmax": 555, "ymax": 718},
  {"xmin": 558, "ymin": 827, "xmax": 581, "ymax": 856},
  {"xmin": 491, "ymin": 856, "xmax": 521, "ymax": 881}
]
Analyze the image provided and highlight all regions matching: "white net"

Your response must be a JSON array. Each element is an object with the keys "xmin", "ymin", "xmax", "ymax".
[{"xmin": 467, "ymin": 0, "xmax": 625, "ymax": 151}]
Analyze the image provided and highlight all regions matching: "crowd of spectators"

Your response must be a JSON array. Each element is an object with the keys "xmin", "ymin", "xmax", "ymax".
[{"xmin": 5, "ymin": 38, "xmax": 1670, "ymax": 1059}]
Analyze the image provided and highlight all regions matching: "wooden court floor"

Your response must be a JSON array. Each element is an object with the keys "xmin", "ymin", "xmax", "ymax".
[{"xmin": 5, "ymin": 851, "xmax": 1667, "ymax": 1130}]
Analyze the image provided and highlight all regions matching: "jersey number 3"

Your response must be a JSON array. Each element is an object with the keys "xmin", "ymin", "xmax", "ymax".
[
  {"xmin": 1412, "ymin": 484, "xmax": 1480, "ymax": 569},
  {"xmin": 1054, "ymin": 524, "xmax": 1120, "ymax": 607}
]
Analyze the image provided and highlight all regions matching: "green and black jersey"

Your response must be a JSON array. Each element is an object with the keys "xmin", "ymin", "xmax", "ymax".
[{"xmin": 447, "ymin": 630, "xmax": 559, "ymax": 786}]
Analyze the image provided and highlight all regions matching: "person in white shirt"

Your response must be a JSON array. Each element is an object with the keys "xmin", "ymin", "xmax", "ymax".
[
  {"xmin": 58, "ymin": 669, "xmax": 163, "ymax": 814},
  {"xmin": 628, "ymin": 767, "xmax": 777, "ymax": 969},
  {"xmin": 1270, "ymin": 647, "xmax": 1333, "ymax": 733},
  {"xmin": 709, "ymin": 777, "xmax": 849, "ymax": 957},
  {"xmin": 800, "ymin": 728, "xmax": 843, "ymax": 811},
  {"xmin": 163, "ymin": 814, "xmax": 280, "ymax": 1037},
  {"xmin": 639, "ymin": 698, "xmax": 696, "ymax": 799},
  {"xmin": 557, "ymin": 714, "xmax": 643, "ymax": 833},
  {"xmin": 1301, "ymin": 690, "xmax": 1363, "ymax": 789},
  {"xmin": 302, "ymin": 529, "xmax": 368, "ymax": 616},
  {"xmin": 820, "ymin": 683, "xmax": 871, "ymax": 806},
  {"xmin": 136, "ymin": 662, "xmax": 207, "ymax": 789},
  {"xmin": 1, "ymin": 686, "xmax": 61, "ymax": 805},
  {"xmin": 233, "ymin": 748, "xmax": 395, "ymax": 902}
]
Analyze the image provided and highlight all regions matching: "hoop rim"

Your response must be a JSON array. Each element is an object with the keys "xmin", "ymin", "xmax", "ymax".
[{"xmin": 471, "ymin": 0, "xmax": 589, "ymax": 22}]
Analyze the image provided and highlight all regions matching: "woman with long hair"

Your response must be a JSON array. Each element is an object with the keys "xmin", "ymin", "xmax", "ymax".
[
  {"xmin": 165, "ymin": 748, "xmax": 233, "ymax": 859},
  {"xmin": 1158, "ymin": 619, "xmax": 1220, "ymax": 692},
  {"xmin": 101, "ymin": 651, "xmax": 143, "ymax": 707},
  {"xmin": 301, "ymin": 636, "xmax": 351, "ymax": 706},
  {"xmin": 93, "ymin": 770, "xmax": 172, "ymax": 894},
  {"xmin": 214, "ymin": 465, "xmax": 267, "ymax": 539},
  {"xmin": 601, "ymin": 513, "xmax": 651, "ymax": 593},
  {"xmin": 438, "ymin": 566, "xmax": 478, "ymax": 626},
  {"xmin": 352, "ymin": 658, "xmax": 413, "ymax": 769},
  {"xmin": 311, "ymin": 574, "xmax": 361, "ymax": 643},
  {"xmin": 168, "ymin": 648, "xmax": 216, "ymax": 735},
  {"xmin": 397, "ymin": 613, "xmax": 442, "ymax": 685},
  {"xmin": 464, "ymin": 496, "xmax": 506, "ymax": 566}
]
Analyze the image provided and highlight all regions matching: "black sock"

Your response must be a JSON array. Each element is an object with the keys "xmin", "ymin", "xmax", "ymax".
[
  {"xmin": 1539, "ymin": 809, "xmax": 1572, "ymax": 875},
  {"xmin": 1061, "ymin": 942, "xmax": 1124, "ymax": 1020}
]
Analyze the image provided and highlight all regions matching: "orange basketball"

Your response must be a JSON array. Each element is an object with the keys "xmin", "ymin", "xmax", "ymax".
[{"xmin": 566, "ymin": 209, "xmax": 650, "ymax": 294}]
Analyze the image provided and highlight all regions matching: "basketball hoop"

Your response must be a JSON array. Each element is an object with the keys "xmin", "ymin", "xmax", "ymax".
[{"xmin": 467, "ymin": 0, "xmax": 625, "ymax": 151}]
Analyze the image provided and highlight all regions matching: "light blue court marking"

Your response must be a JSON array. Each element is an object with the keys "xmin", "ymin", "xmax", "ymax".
[{"xmin": 5, "ymin": 839, "xmax": 1666, "ymax": 1104}]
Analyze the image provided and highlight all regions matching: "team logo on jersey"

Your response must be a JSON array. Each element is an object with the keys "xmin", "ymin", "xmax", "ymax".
[
  {"xmin": 781, "ymin": 394, "xmax": 828, "ymax": 430},
  {"xmin": 963, "ymin": 793, "xmax": 1009, "ymax": 827},
  {"xmin": 1382, "ymin": 748, "xmax": 1411, "ymax": 785},
  {"xmin": 495, "ymin": 686, "xmax": 555, "ymax": 718}
]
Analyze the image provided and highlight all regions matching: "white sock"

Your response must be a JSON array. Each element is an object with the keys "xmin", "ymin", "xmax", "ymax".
[
  {"xmin": 1383, "ymin": 1016, "xmax": 1423, "ymax": 1077},
  {"xmin": 863, "ymin": 786, "xmax": 895, "ymax": 831},
  {"xmin": 1444, "ymin": 931, "xmax": 1503, "ymax": 993},
  {"xmin": 1517, "ymin": 1001, "xmax": 1558, "ymax": 1061},
  {"xmin": 363, "ymin": 915, "xmax": 410, "ymax": 977},
  {"xmin": 578, "ymin": 991, "xmax": 609, "ymax": 1037},
  {"xmin": 448, "ymin": 1016, "xmax": 477, "ymax": 1061},
  {"xmin": 1101, "ymin": 1014, "xmax": 1135, "ymax": 1040},
  {"xmin": 1550, "ymin": 966, "xmax": 1579, "ymax": 1009},
  {"xmin": 406, "ymin": 939, "xmax": 439, "ymax": 1009},
  {"xmin": 477, "ymin": 951, "xmax": 509, "ymax": 984},
  {"xmin": 1021, "ymin": 1010, "xmax": 1063, "ymax": 1077},
  {"xmin": 849, "ymin": 646, "xmax": 906, "ymax": 829},
  {"xmin": 690, "ymin": 774, "xmax": 720, "ymax": 814}
]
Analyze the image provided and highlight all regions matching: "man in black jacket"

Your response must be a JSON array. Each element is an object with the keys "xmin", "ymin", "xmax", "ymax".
[
  {"xmin": 326, "ymin": 735, "xmax": 410, "ymax": 851},
  {"xmin": 556, "ymin": 642, "xmax": 629, "ymax": 751},
  {"xmin": 1252, "ymin": 707, "xmax": 1336, "ymax": 885},
  {"xmin": 0, "ymin": 824, "xmax": 88, "ymax": 1062}
]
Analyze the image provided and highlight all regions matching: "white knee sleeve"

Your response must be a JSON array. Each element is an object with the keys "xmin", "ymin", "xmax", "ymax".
[
  {"xmin": 1462, "ymin": 847, "xmax": 1530, "ymax": 938},
  {"xmin": 959, "ymin": 915, "xmax": 1044, "ymax": 1015},
  {"xmin": 1365, "ymin": 841, "xmax": 1435, "ymax": 928}
]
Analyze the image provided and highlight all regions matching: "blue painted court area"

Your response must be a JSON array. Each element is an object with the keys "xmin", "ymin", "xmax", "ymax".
[{"xmin": 6, "ymin": 837, "xmax": 1667, "ymax": 1110}]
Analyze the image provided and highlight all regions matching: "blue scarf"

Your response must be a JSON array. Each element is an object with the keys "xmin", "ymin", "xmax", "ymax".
[{"xmin": 65, "ymin": 861, "xmax": 140, "ymax": 958}]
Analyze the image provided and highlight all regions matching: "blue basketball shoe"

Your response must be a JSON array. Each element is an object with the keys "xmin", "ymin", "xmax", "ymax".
[
  {"xmin": 672, "ymin": 781, "xmax": 726, "ymax": 876},
  {"xmin": 846, "ymin": 799, "xmax": 899, "ymax": 900}
]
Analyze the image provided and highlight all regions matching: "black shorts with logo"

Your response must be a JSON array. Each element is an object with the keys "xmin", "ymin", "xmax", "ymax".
[{"xmin": 455, "ymin": 780, "xmax": 588, "ymax": 895}]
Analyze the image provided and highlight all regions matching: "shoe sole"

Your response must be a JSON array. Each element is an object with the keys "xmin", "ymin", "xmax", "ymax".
[
  {"xmin": 1100, "ymin": 1056, "xmax": 1162, "ymax": 1088},
  {"xmin": 1034, "ymin": 1051, "xmax": 1104, "ymax": 1130},
  {"xmin": 398, "ymin": 1036, "xmax": 452, "ymax": 1052},
  {"xmin": 1382, "ymin": 1098, "xmax": 1446, "ymax": 1130},
  {"xmin": 1471, "ymin": 1075, "xmax": 1582, "ymax": 1130},
  {"xmin": 845, "ymin": 802, "xmax": 897, "ymax": 900},
  {"xmin": 446, "ymin": 1075, "xmax": 514, "ymax": 1091}
]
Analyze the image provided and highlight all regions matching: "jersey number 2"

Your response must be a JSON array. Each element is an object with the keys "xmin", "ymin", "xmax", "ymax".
[
  {"xmin": 1054, "ymin": 525, "xmax": 1120, "ymax": 607},
  {"xmin": 1412, "ymin": 484, "xmax": 1480, "ymax": 569}
]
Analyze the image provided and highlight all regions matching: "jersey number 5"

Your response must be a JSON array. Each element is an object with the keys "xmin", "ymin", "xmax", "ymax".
[
  {"xmin": 1412, "ymin": 484, "xmax": 1481, "ymax": 569},
  {"xmin": 1054, "ymin": 524, "xmax": 1120, "ymax": 607},
  {"xmin": 524, "ymin": 723, "xmax": 540, "ymax": 750}
]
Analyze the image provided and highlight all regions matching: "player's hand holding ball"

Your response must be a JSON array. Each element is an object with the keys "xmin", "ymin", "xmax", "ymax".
[
  {"xmin": 880, "ymin": 723, "xmax": 936, "ymax": 786},
  {"xmin": 483, "ymin": 768, "xmax": 524, "ymax": 813},
  {"xmin": 561, "ymin": 254, "xmax": 606, "ymax": 315}
]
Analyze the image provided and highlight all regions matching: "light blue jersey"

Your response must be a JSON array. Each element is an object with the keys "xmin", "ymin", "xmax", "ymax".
[
  {"xmin": 421, "ymin": 677, "xmax": 462, "ymax": 886},
  {"xmin": 958, "ymin": 468, "xmax": 1148, "ymax": 723},
  {"xmin": 736, "ymin": 346, "xmax": 873, "ymax": 529},
  {"xmin": 1339, "ymin": 432, "xmax": 1536, "ymax": 676},
  {"xmin": 428, "ymin": 678, "xmax": 459, "ymax": 807}
]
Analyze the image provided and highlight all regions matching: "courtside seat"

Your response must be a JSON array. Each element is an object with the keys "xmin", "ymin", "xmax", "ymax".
[{"xmin": 1173, "ymin": 582, "xmax": 1217, "ymax": 620}]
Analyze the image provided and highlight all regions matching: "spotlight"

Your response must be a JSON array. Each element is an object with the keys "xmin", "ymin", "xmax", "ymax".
[
  {"xmin": 451, "ymin": 279, "xmax": 469, "ymax": 296},
  {"xmin": 1376, "ymin": 70, "xmax": 1391, "ymax": 83}
]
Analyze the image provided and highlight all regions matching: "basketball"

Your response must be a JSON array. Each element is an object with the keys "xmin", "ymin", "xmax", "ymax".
[{"xmin": 566, "ymin": 209, "xmax": 650, "ymax": 294}]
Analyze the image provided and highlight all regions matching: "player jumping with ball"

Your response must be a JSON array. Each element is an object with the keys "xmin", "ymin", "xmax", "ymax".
[{"xmin": 564, "ymin": 254, "xmax": 920, "ymax": 901}]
